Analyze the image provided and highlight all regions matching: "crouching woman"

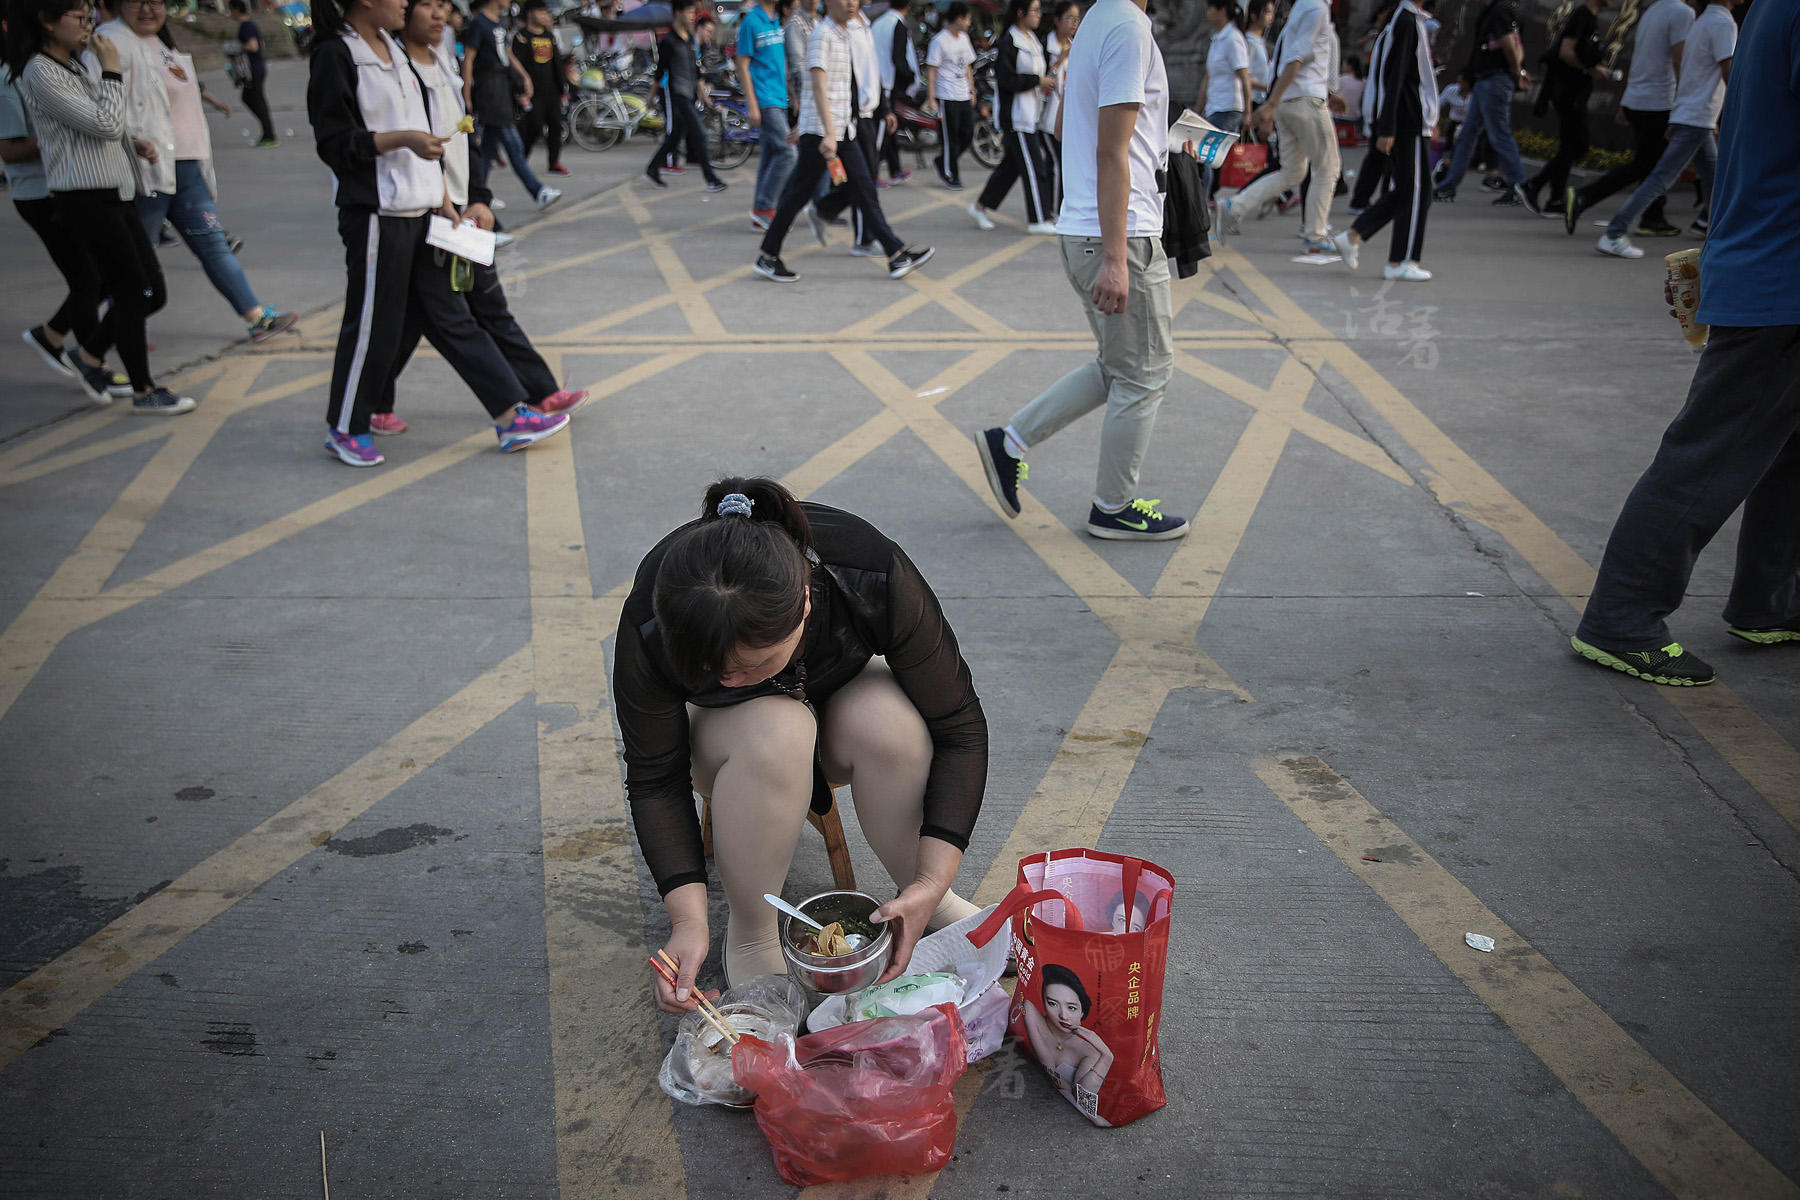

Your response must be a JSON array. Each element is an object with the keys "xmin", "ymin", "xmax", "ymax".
[{"xmin": 615, "ymin": 477, "xmax": 987, "ymax": 1012}]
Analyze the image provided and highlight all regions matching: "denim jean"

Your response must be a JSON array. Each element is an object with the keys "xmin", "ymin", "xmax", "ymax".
[
  {"xmin": 1440, "ymin": 71, "xmax": 1525, "ymax": 193},
  {"xmin": 135, "ymin": 159, "xmax": 260, "ymax": 317},
  {"xmin": 474, "ymin": 119, "xmax": 546, "ymax": 201},
  {"xmin": 1607, "ymin": 124, "xmax": 1716, "ymax": 239},
  {"xmin": 754, "ymin": 105, "xmax": 798, "ymax": 212}
]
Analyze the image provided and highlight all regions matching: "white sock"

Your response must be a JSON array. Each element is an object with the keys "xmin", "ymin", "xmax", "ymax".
[
  {"xmin": 1094, "ymin": 498, "xmax": 1127, "ymax": 514},
  {"xmin": 1001, "ymin": 425, "xmax": 1028, "ymax": 458}
]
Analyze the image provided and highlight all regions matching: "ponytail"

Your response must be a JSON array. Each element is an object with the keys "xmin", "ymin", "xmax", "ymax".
[{"xmin": 652, "ymin": 477, "xmax": 814, "ymax": 692}]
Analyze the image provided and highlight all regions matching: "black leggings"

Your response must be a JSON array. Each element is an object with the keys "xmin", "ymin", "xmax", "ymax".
[
  {"xmin": 1529, "ymin": 85, "xmax": 1590, "ymax": 200},
  {"xmin": 240, "ymin": 74, "xmax": 276, "ymax": 142},
  {"xmin": 14, "ymin": 195, "xmax": 102, "ymax": 347},
  {"xmin": 55, "ymin": 189, "xmax": 166, "ymax": 391}
]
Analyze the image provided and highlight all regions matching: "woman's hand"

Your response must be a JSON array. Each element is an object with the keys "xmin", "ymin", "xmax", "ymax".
[
  {"xmin": 401, "ymin": 130, "xmax": 447, "ymax": 160},
  {"xmin": 654, "ymin": 918, "xmax": 720, "ymax": 1013},
  {"xmin": 1375, "ymin": 134, "xmax": 1393, "ymax": 154},
  {"xmin": 870, "ymin": 879, "xmax": 947, "ymax": 984},
  {"xmin": 203, "ymin": 89, "xmax": 233, "ymax": 118},
  {"xmin": 91, "ymin": 32, "xmax": 122, "ymax": 75},
  {"xmin": 132, "ymin": 137, "xmax": 159, "ymax": 164}
]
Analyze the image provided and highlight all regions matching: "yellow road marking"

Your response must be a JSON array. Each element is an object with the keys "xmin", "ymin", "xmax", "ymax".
[
  {"xmin": 0, "ymin": 647, "xmax": 534, "ymax": 1069},
  {"xmin": 1257, "ymin": 755, "xmax": 1800, "ymax": 1200},
  {"xmin": 0, "ymin": 425, "xmax": 172, "ymax": 489}
]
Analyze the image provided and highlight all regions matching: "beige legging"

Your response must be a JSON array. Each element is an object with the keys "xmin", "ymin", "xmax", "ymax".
[{"xmin": 689, "ymin": 659, "xmax": 980, "ymax": 985}]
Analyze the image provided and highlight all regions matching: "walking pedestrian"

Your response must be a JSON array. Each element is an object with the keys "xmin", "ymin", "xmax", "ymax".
[
  {"xmin": 3, "ymin": 46, "xmax": 132, "ymax": 398},
  {"xmin": 1039, "ymin": 0, "xmax": 1079, "ymax": 208},
  {"xmin": 7, "ymin": 0, "xmax": 194, "ymax": 413},
  {"xmin": 513, "ymin": 0, "xmax": 569, "ymax": 177},
  {"xmin": 1563, "ymin": 0, "xmax": 1692, "ymax": 238},
  {"xmin": 738, "ymin": 0, "xmax": 797, "ymax": 228},
  {"xmin": 618, "ymin": 476, "xmax": 988, "ymax": 1006},
  {"xmin": 1568, "ymin": 0, "xmax": 1799, "ymax": 685},
  {"xmin": 642, "ymin": 0, "xmax": 725, "ymax": 191},
  {"xmin": 1331, "ymin": 0, "xmax": 1438, "ymax": 281},
  {"xmin": 1521, "ymin": 0, "xmax": 1611, "ymax": 215},
  {"xmin": 462, "ymin": 0, "xmax": 560, "ymax": 209},
  {"xmin": 969, "ymin": 0, "xmax": 1056, "ymax": 231},
  {"xmin": 1429, "ymin": 0, "xmax": 1538, "ymax": 210},
  {"xmin": 1192, "ymin": 0, "xmax": 1252, "ymax": 199},
  {"xmin": 1244, "ymin": 0, "xmax": 1272, "ymax": 103},
  {"xmin": 1596, "ymin": 0, "xmax": 1736, "ymax": 260},
  {"xmin": 925, "ymin": 0, "xmax": 975, "ymax": 189},
  {"xmin": 810, "ymin": 0, "xmax": 903, "ymax": 251},
  {"xmin": 99, "ymin": 0, "xmax": 299, "ymax": 343},
  {"xmin": 974, "ymin": 0, "xmax": 1191, "ymax": 541},
  {"xmin": 751, "ymin": 0, "xmax": 933, "ymax": 283},
  {"xmin": 369, "ymin": 0, "xmax": 589, "ymax": 437},
  {"xmin": 1217, "ymin": 0, "xmax": 1344, "ymax": 255},
  {"xmin": 226, "ymin": 0, "xmax": 276, "ymax": 146},
  {"xmin": 869, "ymin": 0, "xmax": 917, "ymax": 184},
  {"xmin": 307, "ymin": 0, "xmax": 569, "ymax": 467}
]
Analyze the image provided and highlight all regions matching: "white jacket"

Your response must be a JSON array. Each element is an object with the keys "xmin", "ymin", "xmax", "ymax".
[{"xmin": 89, "ymin": 21, "xmax": 218, "ymax": 201}]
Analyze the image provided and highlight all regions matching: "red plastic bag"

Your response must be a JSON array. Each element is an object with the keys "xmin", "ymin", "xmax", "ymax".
[
  {"xmin": 732, "ymin": 1003, "xmax": 969, "ymax": 1185},
  {"xmin": 1218, "ymin": 140, "xmax": 1268, "ymax": 190},
  {"xmin": 970, "ymin": 850, "xmax": 1173, "ymax": 1127}
]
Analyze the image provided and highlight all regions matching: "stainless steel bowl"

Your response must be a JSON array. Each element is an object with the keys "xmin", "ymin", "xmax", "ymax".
[{"xmin": 778, "ymin": 890, "xmax": 892, "ymax": 996}]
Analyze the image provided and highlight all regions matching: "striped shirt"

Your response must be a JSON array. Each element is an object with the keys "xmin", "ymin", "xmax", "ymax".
[
  {"xmin": 799, "ymin": 16, "xmax": 856, "ymax": 140},
  {"xmin": 19, "ymin": 53, "xmax": 134, "ymax": 198}
]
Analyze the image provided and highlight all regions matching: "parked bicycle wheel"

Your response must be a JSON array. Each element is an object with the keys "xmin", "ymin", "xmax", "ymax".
[
  {"xmin": 569, "ymin": 96, "xmax": 622, "ymax": 151},
  {"xmin": 972, "ymin": 115, "xmax": 1004, "ymax": 168},
  {"xmin": 703, "ymin": 107, "xmax": 755, "ymax": 170}
]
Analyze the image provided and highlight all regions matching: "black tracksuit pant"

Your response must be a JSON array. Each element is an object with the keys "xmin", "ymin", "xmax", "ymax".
[
  {"xmin": 1575, "ymin": 106, "xmax": 1671, "ymax": 225},
  {"xmin": 648, "ymin": 86, "xmax": 719, "ymax": 183},
  {"xmin": 1350, "ymin": 132, "xmax": 1431, "ymax": 265},
  {"xmin": 1350, "ymin": 143, "xmax": 1390, "ymax": 209},
  {"xmin": 936, "ymin": 97, "xmax": 972, "ymax": 185},
  {"xmin": 375, "ymin": 256, "xmax": 558, "ymax": 416},
  {"xmin": 15, "ymin": 196, "xmax": 102, "ymax": 349},
  {"xmin": 57, "ymin": 190, "xmax": 167, "ymax": 391},
  {"xmin": 520, "ymin": 92, "xmax": 565, "ymax": 167},
  {"xmin": 1529, "ymin": 85, "xmax": 1590, "ymax": 202},
  {"xmin": 977, "ymin": 127, "xmax": 1053, "ymax": 222},
  {"xmin": 240, "ymin": 73, "xmax": 276, "ymax": 142},
  {"xmin": 762, "ymin": 132, "xmax": 903, "ymax": 260},
  {"xmin": 328, "ymin": 209, "xmax": 529, "ymax": 437}
]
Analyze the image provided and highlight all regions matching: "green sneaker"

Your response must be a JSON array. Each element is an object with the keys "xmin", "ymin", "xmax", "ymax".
[
  {"xmin": 1570, "ymin": 636, "xmax": 1715, "ymax": 686},
  {"xmin": 1725, "ymin": 623, "xmax": 1800, "ymax": 646}
]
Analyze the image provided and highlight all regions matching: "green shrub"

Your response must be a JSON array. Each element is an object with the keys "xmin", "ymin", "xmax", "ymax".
[{"xmin": 1511, "ymin": 128, "xmax": 1632, "ymax": 172}]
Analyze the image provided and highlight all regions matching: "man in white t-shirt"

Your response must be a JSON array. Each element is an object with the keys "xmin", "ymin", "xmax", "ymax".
[
  {"xmin": 1599, "ymin": 0, "xmax": 1737, "ymax": 258},
  {"xmin": 973, "ymin": 0, "xmax": 1190, "ymax": 541},
  {"xmin": 925, "ymin": 1, "xmax": 977, "ymax": 187},
  {"xmin": 1219, "ymin": 0, "xmax": 1345, "ymax": 251},
  {"xmin": 1565, "ymin": 0, "xmax": 1692, "ymax": 236}
]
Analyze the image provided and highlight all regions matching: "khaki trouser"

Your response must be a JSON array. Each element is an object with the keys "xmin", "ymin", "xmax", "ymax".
[
  {"xmin": 1231, "ymin": 95, "xmax": 1341, "ymax": 242},
  {"xmin": 1010, "ymin": 235, "xmax": 1174, "ymax": 510}
]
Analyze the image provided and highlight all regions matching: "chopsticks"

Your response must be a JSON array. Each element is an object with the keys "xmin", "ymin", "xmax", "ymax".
[{"xmin": 650, "ymin": 949, "xmax": 739, "ymax": 1046}]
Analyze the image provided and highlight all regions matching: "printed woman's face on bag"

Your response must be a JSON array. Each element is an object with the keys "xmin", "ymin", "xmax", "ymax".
[{"xmin": 1042, "ymin": 983, "xmax": 1085, "ymax": 1035}]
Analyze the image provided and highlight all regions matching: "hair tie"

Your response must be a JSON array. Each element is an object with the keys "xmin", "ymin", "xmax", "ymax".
[{"xmin": 716, "ymin": 493, "xmax": 754, "ymax": 518}]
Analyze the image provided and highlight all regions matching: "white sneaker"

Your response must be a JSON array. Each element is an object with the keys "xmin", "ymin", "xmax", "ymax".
[
  {"xmin": 1027, "ymin": 221, "xmax": 1058, "ymax": 235},
  {"xmin": 804, "ymin": 202, "xmax": 829, "ymax": 246},
  {"xmin": 1383, "ymin": 261, "xmax": 1432, "ymax": 282},
  {"xmin": 1331, "ymin": 231, "xmax": 1359, "ymax": 271},
  {"xmin": 1596, "ymin": 233, "xmax": 1644, "ymax": 260},
  {"xmin": 536, "ymin": 187, "xmax": 563, "ymax": 211},
  {"xmin": 494, "ymin": 231, "xmax": 516, "ymax": 249},
  {"xmin": 492, "ymin": 198, "xmax": 507, "ymax": 210},
  {"xmin": 848, "ymin": 241, "xmax": 884, "ymax": 257},
  {"xmin": 968, "ymin": 201, "xmax": 996, "ymax": 231}
]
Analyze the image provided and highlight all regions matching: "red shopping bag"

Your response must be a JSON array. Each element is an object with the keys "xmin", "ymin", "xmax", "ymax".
[
  {"xmin": 1218, "ymin": 140, "xmax": 1268, "ymax": 190},
  {"xmin": 969, "ymin": 850, "xmax": 1173, "ymax": 1127},
  {"xmin": 732, "ymin": 1004, "xmax": 969, "ymax": 1185}
]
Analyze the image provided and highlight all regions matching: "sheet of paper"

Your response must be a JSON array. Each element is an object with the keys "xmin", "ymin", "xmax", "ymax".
[{"xmin": 426, "ymin": 215, "xmax": 497, "ymax": 267}]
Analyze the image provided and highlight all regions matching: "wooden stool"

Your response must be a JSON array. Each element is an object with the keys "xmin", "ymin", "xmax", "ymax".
[{"xmin": 699, "ymin": 791, "xmax": 857, "ymax": 892}]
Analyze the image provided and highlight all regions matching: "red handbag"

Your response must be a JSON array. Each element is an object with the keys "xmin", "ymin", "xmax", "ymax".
[
  {"xmin": 970, "ymin": 850, "xmax": 1174, "ymax": 1127},
  {"xmin": 1218, "ymin": 139, "xmax": 1268, "ymax": 190}
]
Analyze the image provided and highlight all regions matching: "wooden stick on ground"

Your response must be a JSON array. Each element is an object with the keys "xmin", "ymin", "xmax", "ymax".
[{"xmin": 320, "ymin": 1131, "xmax": 330, "ymax": 1200}]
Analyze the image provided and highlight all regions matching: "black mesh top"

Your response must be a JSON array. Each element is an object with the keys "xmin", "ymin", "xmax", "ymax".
[{"xmin": 613, "ymin": 504, "xmax": 989, "ymax": 896}]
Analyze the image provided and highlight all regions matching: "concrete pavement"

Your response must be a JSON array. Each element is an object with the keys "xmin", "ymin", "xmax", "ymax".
[{"xmin": 2, "ymin": 60, "xmax": 1797, "ymax": 1200}]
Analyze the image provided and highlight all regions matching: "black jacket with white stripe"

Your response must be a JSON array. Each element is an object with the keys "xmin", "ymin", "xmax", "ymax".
[{"xmin": 1366, "ymin": 4, "xmax": 1426, "ymax": 138}]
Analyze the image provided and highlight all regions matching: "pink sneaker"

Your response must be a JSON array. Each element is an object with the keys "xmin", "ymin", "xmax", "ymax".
[
  {"xmin": 369, "ymin": 412, "xmax": 408, "ymax": 435},
  {"xmin": 538, "ymin": 388, "xmax": 591, "ymax": 416}
]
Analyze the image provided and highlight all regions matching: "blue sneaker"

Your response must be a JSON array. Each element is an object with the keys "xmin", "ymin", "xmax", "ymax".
[
  {"xmin": 494, "ymin": 404, "xmax": 569, "ymax": 453},
  {"xmin": 65, "ymin": 349, "xmax": 128, "ymax": 403},
  {"xmin": 1086, "ymin": 499, "xmax": 1189, "ymax": 542},
  {"xmin": 974, "ymin": 427, "xmax": 1026, "ymax": 518},
  {"xmin": 131, "ymin": 387, "xmax": 196, "ymax": 416}
]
